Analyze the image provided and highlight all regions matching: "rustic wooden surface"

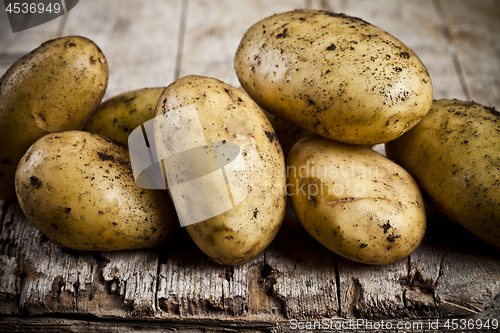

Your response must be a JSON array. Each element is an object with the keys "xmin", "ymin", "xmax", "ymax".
[{"xmin": 1, "ymin": 0, "xmax": 500, "ymax": 332}]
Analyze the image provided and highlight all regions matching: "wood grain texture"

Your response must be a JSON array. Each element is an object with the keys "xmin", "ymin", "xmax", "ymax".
[
  {"xmin": 156, "ymin": 228, "xmax": 253, "ymax": 319},
  {"xmin": 438, "ymin": 0, "xmax": 500, "ymax": 107},
  {"xmin": 263, "ymin": 202, "xmax": 339, "ymax": 320},
  {"xmin": 61, "ymin": 0, "xmax": 182, "ymax": 100}
]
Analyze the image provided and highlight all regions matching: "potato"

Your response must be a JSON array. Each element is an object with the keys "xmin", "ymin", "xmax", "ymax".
[
  {"xmin": 84, "ymin": 87, "xmax": 165, "ymax": 146},
  {"xmin": 15, "ymin": 131, "xmax": 178, "ymax": 251},
  {"xmin": 0, "ymin": 36, "xmax": 108, "ymax": 199},
  {"xmin": 154, "ymin": 75, "xmax": 286, "ymax": 265},
  {"xmin": 287, "ymin": 134, "xmax": 426, "ymax": 265},
  {"xmin": 386, "ymin": 99, "xmax": 500, "ymax": 249},
  {"xmin": 235, "ymin": 9, "xmax": 433, "ymax": 145}
]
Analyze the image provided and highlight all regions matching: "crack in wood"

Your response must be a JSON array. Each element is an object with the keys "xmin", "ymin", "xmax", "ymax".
[
  {"xmin": 0, "ymin": 200, "xmax": 10, "ymax": 233},
  {"xmin": 333, "ymin": 254, "xmax": 342, "ymax": 318},
  {"xmin": 432, "ymin": 0, "xmax": 472, "ymax": 101}
]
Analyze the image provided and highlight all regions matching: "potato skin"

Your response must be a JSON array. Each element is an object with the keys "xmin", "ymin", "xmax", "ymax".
[
  {"xmin": 288, "ymin": 134, "xmax": 426, "ymax": 265},
  {"xmin": 15, "ymin": 131, "xmax": 178, "ymax": 251},
  {"xmin": 155, "ymin": 75, "xmax": 286, "ymax": 265},
  {"xmin": 0, "ymin": 36, "xmax": 108, "ymax": 199},
  {"xmin": 84, "ymin": 87, "xmax": 165, "ymax": 146},
  {"xmin": 386, "ymin": 99, "xmax": 500, "ymax": 249},
  {"xmin": 235, "ymin": 9, "xmax": 432, "ymax": 145}
]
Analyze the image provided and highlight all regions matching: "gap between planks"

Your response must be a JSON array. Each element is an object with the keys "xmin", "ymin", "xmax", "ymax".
[{"xmin": 431, "ymin": 0, "xmax": 471, "ymax": 100}]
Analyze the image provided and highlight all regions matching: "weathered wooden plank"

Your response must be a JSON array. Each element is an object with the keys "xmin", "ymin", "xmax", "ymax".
[
  {"xmin": 337, "ymin": 257, "xmax": 408, "ymax": 319},
  {"xmin": 61, "ymin": 0, "xmax": 182, "ymax": 99},
  {"xmin": 438, "ymin": 0, "xmax": 500, "ymax": 107},
  {"xmin": 327, "ymin": 0, "xmax": 466, "ymax": 101},
  {"xmin": 0, "ymin": 254, "xmax": 17, "ymax": 315},
  {"xmin": 0, "ymin": 317, "xmax": 278, "ymax": 333},
  {"xmin": 265, "ymin": 201, "xmax": 339, "ymax": 320},
  {"xmin": 401, "ymin": 205, "xmax": 443, "ymax": 319},
  {"xmin": 424, "ymin": 208, "xmax": 500, "ymax": 317},
  {"xmin": 178, "ymin": 0, "xmax": 307, "ymax": 87},
  {"xmin": 156, "ymin": 228, "xmax": 253, "ymax": 319},
  {"xmin": 0, "ymin": 202, "xmax": 163, "ymax": 318},
  {"xmin": 100, "ymin": 250, "xmax": 160, "ymax": 317}
]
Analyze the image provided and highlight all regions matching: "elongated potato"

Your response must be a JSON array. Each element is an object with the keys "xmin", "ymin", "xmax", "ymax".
[
  {"xmin": 15, "ymin": 131, "xmax": 178, "ymax": 251},
  {"xmin": 154, "ymin": 75, "xmax": 286, "ymax": 265},
  {"xmin": 0, "ymin": 36, "xmax": 108, "ymax": 199},
  {"xmin": 235, "ymin": 9, "xmax": 432, "ymax": 145},
  {"xmin": 84, "ymin": 87, "xmax": 165, "ymax": 146},
  {"xmin": 386, "ymin": 99, "xmax": 500, "ymax": 249},
  {"xmin": 288, "ymin": 134, "xmax": 426, "ymax": 265}
]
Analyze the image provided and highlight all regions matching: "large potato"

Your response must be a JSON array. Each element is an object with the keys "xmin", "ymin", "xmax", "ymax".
[
  {"xmin": 386, "ymin": 99, "xmax": 500, "ymax": 249},
  {"xmin": 84, "ymin": 87, "xmax": 165, "ymax": 146},
  {"xmin": 288, "ymin": 134, "xmax": 426, "ymax": 265},
  {"xmin": 235, "ymin": 9, "xmax": 433, "ymax": 145},
  {"xmin": 15, "ymin": 131, "xmax": 178, "ymax": 251},
  {"xmin": 0, "ymin": 36, "xmax": 108, "ymax": 199},
  {"xmin": 154, "ymin": 75, "xmax": 286, "ymax": 265}
]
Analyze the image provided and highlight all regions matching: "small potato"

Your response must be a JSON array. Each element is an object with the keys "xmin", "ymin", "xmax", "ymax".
[
  {"xmin": 235, "ymin": 10, "xmax": 433, "ymax": 145},
  {"xmin": 0, "ymin": 36, "xmax": 108, "ymax": 199},
  {"xmin": 84, "ymin": 87, "xmax": 165, "ymax": 146},
  {"xmin": 386, "ymin": 100, "xmax": 500, "ymax": 249},
  {"xmin": 15, "ymin": 131, "xmax": 178, "ymax": 252},
  {"xmin": 154, "ymin": 75, "xmax": 286, "ymax": 265},
  {"xmin": 287, "ymin": 134, "xmax": 426, "ymax": 265}
]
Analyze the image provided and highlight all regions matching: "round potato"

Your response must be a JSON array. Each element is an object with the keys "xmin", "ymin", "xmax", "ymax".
[
  {"xmin": 0, "ymin": 36, "xmax": 108, "ymax": 199},
  {"xmin": 84, "ymin": 87, "xmax": 165, "ymax": 146},
  {"xmin": 287, "ymin": 134, "xmax": 426, "ymax": 265},
  {"xmin": 154, "ymin": 75, "xmax": 286, "ymax": 265},
  {"xmin": 386, "ymin": 99, "xmax": 500, "ymax": 249},
  {"xmin": 15, "ymin": 131, "xmax": 178, "ymax": 251},
  {"xmin": 235, "ymin": 9, "xmax": 433, "ymax": 145}
]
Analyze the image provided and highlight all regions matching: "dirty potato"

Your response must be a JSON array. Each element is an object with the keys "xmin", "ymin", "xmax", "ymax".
[
  {"xmin": 0, "ymin": 36, "xmax": 108, "ymax": 199},
  {"xmin": 15, "ymin": 131, "xmax": 178, "ymax": 251},
  {"xmin": 84, "ymin": 87, "xmax": 165, "ymax": 146},
  {"xmin": 288, "ymin": 134, "xmax": 426, "ymax": 265},
  {"xmin": 235, "ymin": 9, "xmax": 433, "ymax": 145},
  {"xmin": 154, "ymin": 75, "xmax": 286, "ymax": 265},
  {"xmin": 386, "ymin": 99, "xmax": 500, "ymax": 249}
]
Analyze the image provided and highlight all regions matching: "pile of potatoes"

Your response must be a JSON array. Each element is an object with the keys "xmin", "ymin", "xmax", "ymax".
[{"xmin": 1, "ymin": 9, "xmax": 498, "ymax": 266}]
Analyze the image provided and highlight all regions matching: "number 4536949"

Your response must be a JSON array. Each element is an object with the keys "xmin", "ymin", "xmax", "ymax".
[
  {"xmin": 5, "ymin": 2, "xmax": 61, "ymax": 14},
  {"xmin": 443, "ymin": 318, "xmax": 498, "ymax": 330}
]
